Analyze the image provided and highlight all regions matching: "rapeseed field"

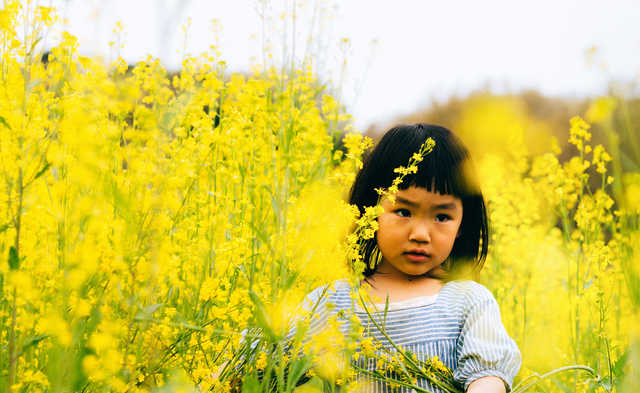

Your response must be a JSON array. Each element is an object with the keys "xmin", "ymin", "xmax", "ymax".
[{"xmin": 0, "ymin": 2, "xmax": 638, "ymax": 392}]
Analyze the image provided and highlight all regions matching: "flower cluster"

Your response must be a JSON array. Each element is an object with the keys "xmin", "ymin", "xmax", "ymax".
[{"xmin": 0, "ymin": 3, "xmax": 355, "ymax": 392}]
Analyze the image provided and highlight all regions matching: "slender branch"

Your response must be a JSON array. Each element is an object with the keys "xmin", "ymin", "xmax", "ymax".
[
  {"xmin": 8, "ymin": 168, "xmax": 23, "ymax": 393},
  {"xmin": 511, "ymin": 365, "xmax": 598, "ymax": 393},
  {"xmin": 351, "ymin": 365, "xmax": 433, "ymax": 393}
]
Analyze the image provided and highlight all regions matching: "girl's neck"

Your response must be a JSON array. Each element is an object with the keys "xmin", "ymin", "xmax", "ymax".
[{"xmin": 363, "ymin": 273, "xmax": 444, "ymax": 303}]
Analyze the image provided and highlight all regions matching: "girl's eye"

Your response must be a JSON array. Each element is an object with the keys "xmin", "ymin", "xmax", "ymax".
[
  {"xmin": 394, "ymin": 209, "xmax": 411, "ymax": 217},
  {"xmin": 435, "ymin": 214, "xmax": 451, "ymax": 222}
]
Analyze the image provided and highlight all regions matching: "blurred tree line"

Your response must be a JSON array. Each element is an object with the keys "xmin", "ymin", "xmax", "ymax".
[{"xmin": 363, "ymin": 89, "xmax": 639, "ymax": 207}]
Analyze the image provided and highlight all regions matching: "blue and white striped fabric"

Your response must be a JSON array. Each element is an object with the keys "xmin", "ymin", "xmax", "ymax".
[{"xmin": 301, "ymin": 280, "xmax": 521, "ymax": 393}]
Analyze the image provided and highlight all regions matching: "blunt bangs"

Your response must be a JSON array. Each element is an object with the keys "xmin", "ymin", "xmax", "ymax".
[{"xmin": 388, "ymin": 131, "xmax": 475, "ymax": 198}]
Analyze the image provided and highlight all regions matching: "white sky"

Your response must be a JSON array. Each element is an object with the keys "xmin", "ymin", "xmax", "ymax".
[{"xmin": 50, "ymin": 0, "xmax": 640, "ymax": 130}]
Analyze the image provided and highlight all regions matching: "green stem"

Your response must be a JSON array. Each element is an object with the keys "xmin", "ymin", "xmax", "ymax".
[
  {"xmin": 352, "ymin": 366, "xmax": 435, "ymax": 393},
  {"xmin": 8, "ymin": 166, "xmax": 23, "ymax": 393},
  {"xmin": 605, "ymin": 338, "xmax": 613, "ymax": 393},
  {"xmin": 7, "ymin": 287, "xmax": 17, "ymax": 393},
  {"xmin": 511, "ymin": 365, "xmax": 598, "ymax": 393}
]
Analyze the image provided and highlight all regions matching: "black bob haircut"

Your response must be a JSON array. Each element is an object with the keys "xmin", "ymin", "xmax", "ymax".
[{"xmin": 348, "ymin": 123, "xmax": 489, "ymax": 278}]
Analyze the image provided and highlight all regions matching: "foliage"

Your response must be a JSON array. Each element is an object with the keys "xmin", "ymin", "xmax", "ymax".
[{"xmin": 0, "ymin": 2, "xmax": 639, "ymax": 393}]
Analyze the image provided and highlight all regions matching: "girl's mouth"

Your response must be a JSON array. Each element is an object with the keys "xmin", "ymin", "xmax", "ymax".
[{"xmin": 404, "ymin": 251, "xmax": 430, "ymax": 262}]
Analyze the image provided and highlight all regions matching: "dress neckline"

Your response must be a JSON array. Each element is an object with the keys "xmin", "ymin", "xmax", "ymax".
[
  {"xmin": 373, "ymin": 293, "xmax": 439, "ymax": 310},
  {"xmin": 353, "ymin": 281, "xmax": 453, "ymax": 312}
]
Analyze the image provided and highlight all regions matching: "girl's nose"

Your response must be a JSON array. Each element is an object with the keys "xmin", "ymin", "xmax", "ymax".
[{"xmin": 409, "ymin": 220, "xmax": 431, "ymax": 243}]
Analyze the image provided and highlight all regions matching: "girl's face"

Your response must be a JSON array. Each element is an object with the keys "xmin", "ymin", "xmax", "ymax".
[{"xmin": 375, "ymin": 186, "xmax": 463, "ymax": 278}]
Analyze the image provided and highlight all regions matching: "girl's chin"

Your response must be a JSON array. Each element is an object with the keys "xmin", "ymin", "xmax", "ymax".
[
  {"xmin": 401, "ymin": 265, "xmax": 446, "ymax": 279},
  {"xmin": 401, "ymin": 269, "xmax": 429, "ymax": 277},
  {"xmin": 373, "ymin": 260, "xmax": 445, "ymax": 280}
]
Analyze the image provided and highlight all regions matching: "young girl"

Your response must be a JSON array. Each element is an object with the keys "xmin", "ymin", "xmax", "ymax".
[{"xmin": 302, "ymin": 124, "xmax": 521, "ymax": 393}]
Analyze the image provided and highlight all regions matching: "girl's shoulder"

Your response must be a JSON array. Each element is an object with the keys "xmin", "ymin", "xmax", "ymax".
[{"xmin": 439, "ymin": 279, "xmax": 497, "ymax": 308}]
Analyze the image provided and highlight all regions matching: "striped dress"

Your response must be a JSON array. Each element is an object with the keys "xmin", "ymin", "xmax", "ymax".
[{"xmin": 302, "ymin": 280, "xmax": 521, "ymax": 393}]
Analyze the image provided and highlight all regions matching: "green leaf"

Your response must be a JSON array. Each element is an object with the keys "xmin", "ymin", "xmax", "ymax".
[
  {"xmin": 27, "ymin": 78, "xmax": 42, "ymax": 91},
  {"xmin": 32, "ymin": 162, "xmax": 51, "ymax": 182},
  {"xmin": 0, "ymin": 221, "xmax": 10, "ymax": 234},
  {"xmin": 613, "ymin": 350, "xmax": 629, "ymax": 377},
  {"xmin": 144, "ymin": 303, "xmax": 163, "ymax": 315},
  {"xmin": 241, "ymin": 374, "xmax": 261, "ymax": 393},
  {"xmin": 283, "ymin": 271, "xmax": 299, "ymax": 292},
  {"xmin": 249, "ymin": 291, "xmax": 276, "ymax": 341},
  {"xmin": 29, "ymin": 36, "xmax": 43, "ymax": 53},
  {"xmin": 0, "ymin": 116, "xmax": 11, "ymax": 130},
  {"xmin": 597, "ymin": 379, "xmax": 613, "ymax": 391},
  {"xmin": 19, "ymin": 334, "xmax": 49, "ymax": 356},
  {"xmin": 285, "ymin": 357, "xmax": 312, "ymax": 391},
  {"xmin": 134, "ymin": 303, "xmax": 164, "ymax": 321},
  {"xmin": 8, "ymin": 246, "xmax": 19, "ymax": 270}
]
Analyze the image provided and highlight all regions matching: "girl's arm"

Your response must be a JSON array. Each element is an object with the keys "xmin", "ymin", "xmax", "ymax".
[
  {"xmin": 466, "ymin": 376, "xmax": 506, "ymax": 393},
  {"xmin": 453, "ymin": 283, "xmax": 521, "ymax": 392}
]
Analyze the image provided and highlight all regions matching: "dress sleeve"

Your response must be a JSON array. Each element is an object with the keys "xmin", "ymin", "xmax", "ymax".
[{"xmin": 453, "ymin": 292, "xmax": 522, "ymax": 392}]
